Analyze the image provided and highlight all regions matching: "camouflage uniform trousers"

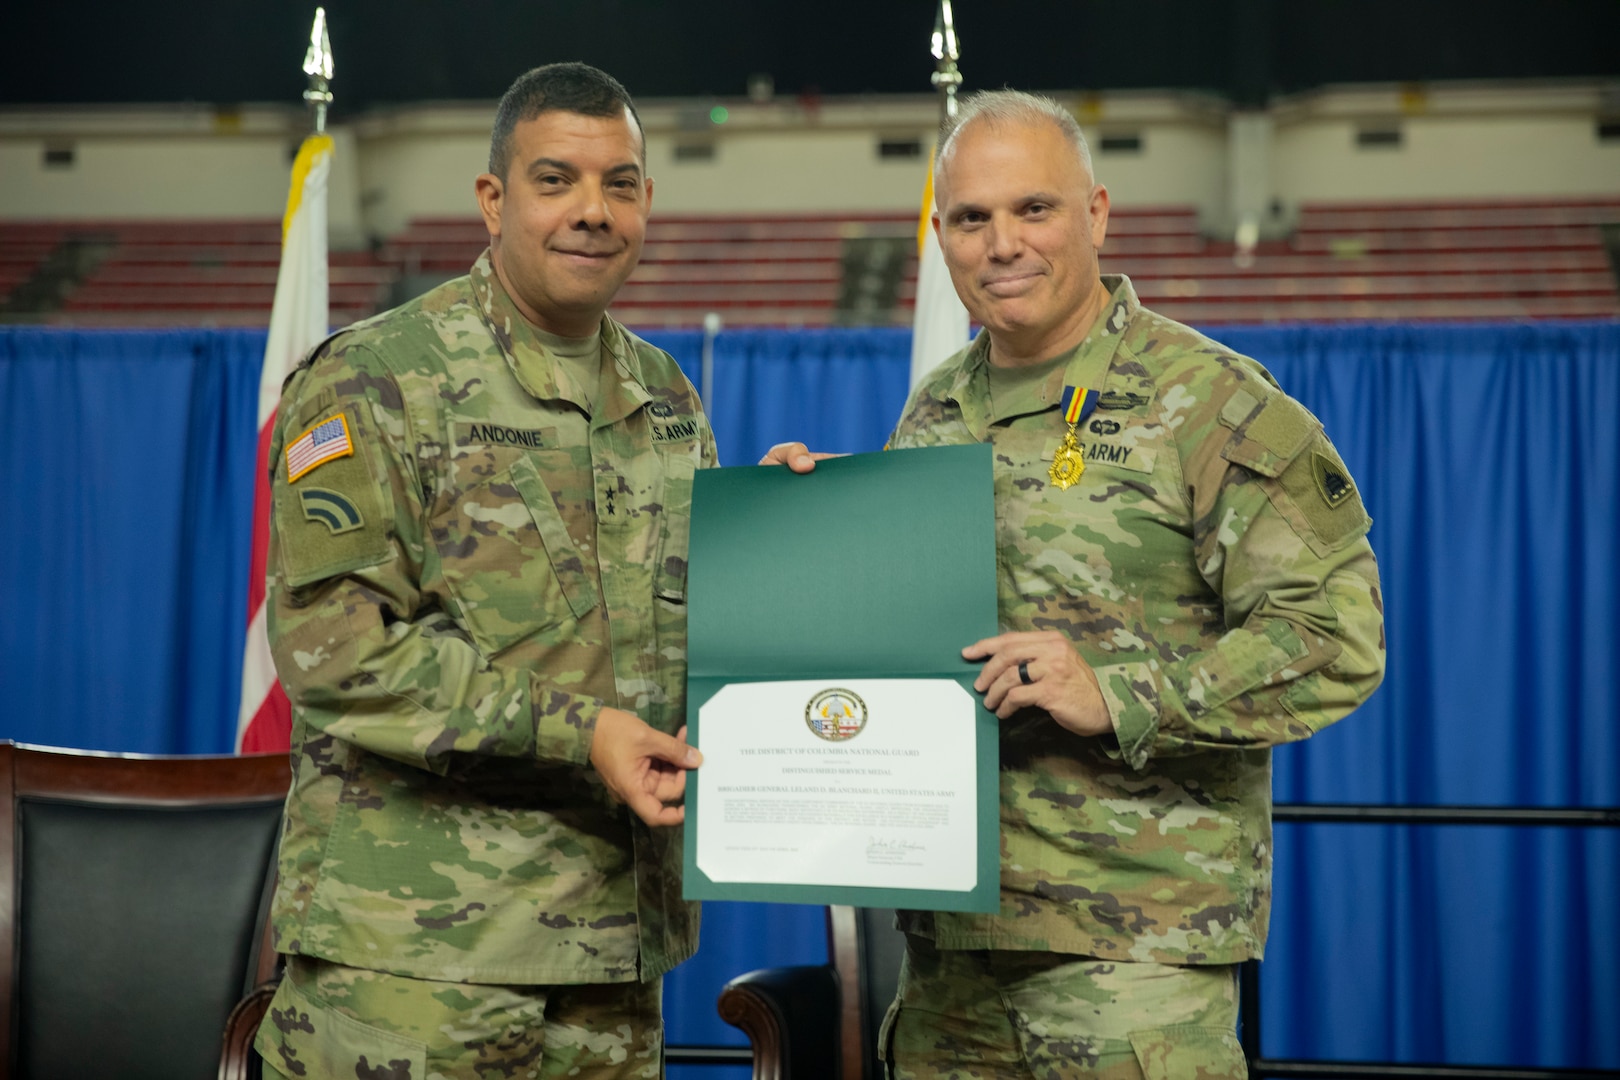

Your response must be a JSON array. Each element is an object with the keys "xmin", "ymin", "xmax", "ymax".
[
  {"xmin": 256, "ymin": 956, "xmax": 662, "ymax": 1080},
  {"xmin": 881, "ymin": 935, "xmax": 1247, "ymax": 1080}
]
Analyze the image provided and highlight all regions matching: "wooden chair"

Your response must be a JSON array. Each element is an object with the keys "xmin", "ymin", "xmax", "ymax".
[
  {"xmin": 718, "ymin": 906, "xmax": 907, "ymax": 1080},
  {"xmin": 0, "ymin": 742, "xmax": 289, "ymax": 1080}
]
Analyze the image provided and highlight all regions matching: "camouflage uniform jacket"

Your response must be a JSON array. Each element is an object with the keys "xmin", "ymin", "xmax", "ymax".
[
  {"xmin": 890, "ymin": 276, "xmax": 1385, "ymax": 964},
  {"xmin": 265, "ymin": 251, "xmax": 714, "ymax": 985}
]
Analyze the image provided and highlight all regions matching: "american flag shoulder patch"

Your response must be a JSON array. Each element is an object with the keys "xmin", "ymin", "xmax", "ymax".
[{"xmin": 286, "ymin": 413, "xmax": 355, "ymax": 482}]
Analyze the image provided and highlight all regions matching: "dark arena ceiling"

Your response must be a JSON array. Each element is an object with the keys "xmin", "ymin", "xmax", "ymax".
[{"xmin": 5, "ymin": 0, "xmax": 1618, "ymax": 112}]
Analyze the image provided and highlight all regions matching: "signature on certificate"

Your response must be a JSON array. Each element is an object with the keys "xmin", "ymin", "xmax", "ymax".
[{"xmin": 865, "ymin": 836, "xmax": 926, "ymax": 866}]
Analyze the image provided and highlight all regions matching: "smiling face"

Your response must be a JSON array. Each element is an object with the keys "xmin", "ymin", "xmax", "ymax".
[
  {"xmin": 475, "ymin": 106, "xmax": 652, "ymax": 337},
  {"xmin": 933, "ymin": 116, "xmax": 1111, "ymax": 365}
]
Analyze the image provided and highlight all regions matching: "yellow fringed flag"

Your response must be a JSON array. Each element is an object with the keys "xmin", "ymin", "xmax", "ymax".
[
  {"xmin": 909, "ymin": 146, "xmax": 970, "ymax": 387},
  {"xmin": 236, "ymin": 132, "xmax": 333, "ymax": 752}
]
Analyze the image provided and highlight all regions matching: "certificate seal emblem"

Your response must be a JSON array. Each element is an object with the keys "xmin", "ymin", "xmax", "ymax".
[{"xmin": 805, "ymin": 688, "xmax": 868, "ymax": 741}]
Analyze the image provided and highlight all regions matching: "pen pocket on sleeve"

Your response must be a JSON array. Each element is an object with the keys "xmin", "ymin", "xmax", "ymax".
[{"xmin": 654, "ymin": 456, "xmax": 695, "ymax": 604}]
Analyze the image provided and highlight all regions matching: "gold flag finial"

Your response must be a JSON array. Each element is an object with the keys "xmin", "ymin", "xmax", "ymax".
[{"xmin": 302, "ymin": 8, "xmax": 334, "ymax": 133}]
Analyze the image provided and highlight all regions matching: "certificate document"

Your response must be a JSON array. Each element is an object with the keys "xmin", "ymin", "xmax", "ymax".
[
  {"xmin": 683, "ymin": 444, "xmax": 1000, "ymax": 912},
  {"xmin": 698, "ymin": 678, "xmax": 977, "ymax": 892}
]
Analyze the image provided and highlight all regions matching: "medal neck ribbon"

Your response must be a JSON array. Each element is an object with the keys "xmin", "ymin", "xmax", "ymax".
[{"xmin": 1061, "ymin": 386, "xmax": 1099, "ymax": 427}]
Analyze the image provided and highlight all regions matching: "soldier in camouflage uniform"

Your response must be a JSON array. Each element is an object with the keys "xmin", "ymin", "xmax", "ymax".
[
  {"xmin": 767, "ymin": 90, "xmax": 1384, "ymax": 1079},
  {"xmin": 254, "ymin": 64, "xmax": 712, "ymax": 1080}
]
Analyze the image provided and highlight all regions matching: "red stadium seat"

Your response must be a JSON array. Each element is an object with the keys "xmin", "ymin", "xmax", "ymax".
[
  {"xmin": 0, "ymin": 220, "xmax": 394, "ymax": 326},
  {"xmin": 4, "ymin": 199, "xmax": 1616, "ymax": 327}
]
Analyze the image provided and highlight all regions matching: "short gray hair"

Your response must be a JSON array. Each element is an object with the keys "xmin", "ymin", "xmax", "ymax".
[{"xmin": 936, "ymin": 89, "xmax": 1094, "ymax": 182}]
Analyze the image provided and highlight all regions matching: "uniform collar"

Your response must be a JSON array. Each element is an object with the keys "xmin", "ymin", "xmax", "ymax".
[
  {"xmin": 470, "ymin": 249, "xmax": 651, "ymax": 428},
  {"xmin": 946, "ymin": 274, "xmax": 1139, "ymax": 438}
]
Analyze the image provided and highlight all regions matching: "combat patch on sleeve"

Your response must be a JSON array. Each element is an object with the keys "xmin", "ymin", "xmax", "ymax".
[{"xmin": 276, "ymin": 403, "xmax": 390, "ymax": 588}]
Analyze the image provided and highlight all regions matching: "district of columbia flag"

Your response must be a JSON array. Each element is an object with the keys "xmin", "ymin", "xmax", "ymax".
[
  {"xmin": 236, "ymin": 131, "xmax": 333, "ymax": 753},
  {"xmin": 909, "ymin": 145, "xmax": 971, "ymax": 388}
]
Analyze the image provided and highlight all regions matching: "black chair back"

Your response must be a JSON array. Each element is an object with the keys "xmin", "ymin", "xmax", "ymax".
[{"xmin": 0, "ymin": 743, "xmax": 289, "ymax": 1080}]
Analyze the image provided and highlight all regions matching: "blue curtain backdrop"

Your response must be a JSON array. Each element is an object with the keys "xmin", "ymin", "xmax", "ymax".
[
  {"xmin": 0, "ymin": 328, "xmax": 264, "ymax": 755},
  {"xmin": 1, "ymin": 322, "xmax": 1616, "ymax": 1072}
]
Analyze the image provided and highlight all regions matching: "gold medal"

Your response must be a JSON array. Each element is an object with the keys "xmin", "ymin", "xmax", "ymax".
[
  {"xmin": 1049, "ymin": 427, "xmax": 1086, "ymax": 490},
  {"xmin": 1050, "ymin": 386, "xmax": 1098, "ymax": 491}
]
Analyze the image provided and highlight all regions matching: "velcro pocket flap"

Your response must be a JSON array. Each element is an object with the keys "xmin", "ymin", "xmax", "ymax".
[
  {"xmin": 510, "ymin": 454, "xmax": 599, "ymax": 620},
  {"xmin": 1221, "ymin": 393, "xmax": 1321, "ymax": 478}
]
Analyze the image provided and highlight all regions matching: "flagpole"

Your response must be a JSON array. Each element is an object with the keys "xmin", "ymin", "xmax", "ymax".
[
  {"xmin": 909, "ymin": 2, "xmax": 971, "ymax": 388},
  {"xmin": 930, "ymin": 0, "xmax": 962, "ymax": 125},
  {"xmin": 303, "ymin": 7, "xmax": 334, "ymax": 134},
  {"xmin": 236, "ymin": 9, "xmax": 336, "ymax": 753}
]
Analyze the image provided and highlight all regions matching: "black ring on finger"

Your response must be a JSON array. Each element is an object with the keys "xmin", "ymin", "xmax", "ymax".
[{"xmin": 1018, "ymin": 660, "xmax": 1033, "ymax": 686}]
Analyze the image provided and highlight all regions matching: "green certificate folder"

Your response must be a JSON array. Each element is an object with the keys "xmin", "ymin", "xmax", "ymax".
[{"xmin": 683, "ymin": 443, "xmax": 1001, "ymax": 912}]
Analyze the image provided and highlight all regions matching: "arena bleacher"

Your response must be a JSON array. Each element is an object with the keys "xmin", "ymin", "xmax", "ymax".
[
  {"xmin": 1129, "ymin": 198, "xmax": 1620, "ymax": 324},
  {"xmin": 3, "ymin": 197, "xmax": 1617, "ymax": 328},
  {"xmin": 0, "ymin": 220, "xmax": 393, "ymax": 327}
]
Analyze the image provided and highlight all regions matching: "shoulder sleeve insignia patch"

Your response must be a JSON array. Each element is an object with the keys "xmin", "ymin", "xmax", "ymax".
[
  {"xmin": 1269, "ymin": 435, "xmax": 1371, "ymax": 554},
  {"xmin": 299, "ymin": 487, "xmax": 365, "ymax": 534},
  {"xmin": 1312, "ymin": 451, "xmax": 1356, "ymax": 509},
  {"xmin": 286, "ymin": 414, "xmax": 354, "ymax": 482},
  {"xmin": 273, "ymin": 404, "xmax": 389, "ymax": 588}
]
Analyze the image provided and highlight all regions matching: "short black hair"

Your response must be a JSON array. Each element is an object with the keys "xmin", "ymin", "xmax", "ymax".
[{"xmin": 489, "ymin": 62, "xmax": 645, "ymax": 179}]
